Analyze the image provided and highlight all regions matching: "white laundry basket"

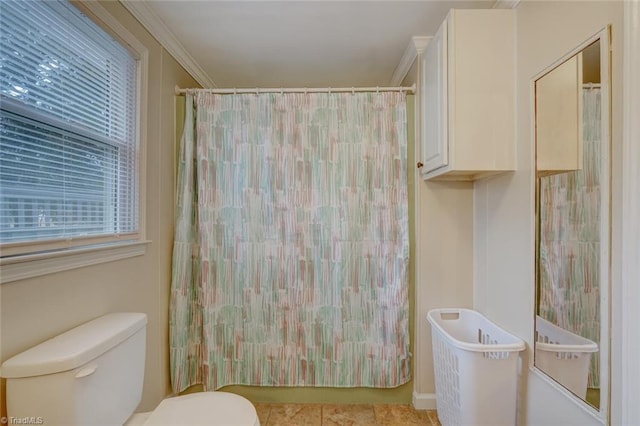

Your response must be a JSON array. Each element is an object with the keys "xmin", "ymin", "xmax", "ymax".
[
  {"xmin": 427, "ymin": 309, "xmax": 526, "ymax": 426},
  {"xmin": 535, "ymin": 316, "xmax": 598, "ymax": 398}
]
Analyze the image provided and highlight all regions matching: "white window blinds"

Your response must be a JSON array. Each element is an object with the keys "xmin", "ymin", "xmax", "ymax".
[{"xmin": 0, "ymin": 0, "xmax": 139, "ymax": 255}]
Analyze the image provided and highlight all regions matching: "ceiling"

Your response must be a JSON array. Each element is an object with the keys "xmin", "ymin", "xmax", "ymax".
[{"xmin": 129, "ymin": 1, "xmax": 499, "ymax": 88}]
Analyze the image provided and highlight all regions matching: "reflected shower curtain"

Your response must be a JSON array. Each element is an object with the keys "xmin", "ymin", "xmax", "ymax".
[
  {"xmin": 170, "ymin": 91, "xmax": 410, "ymax": 392},
  {"xmin": 538, "ymin": 88, "xmax": 601, "ymax": 387}
]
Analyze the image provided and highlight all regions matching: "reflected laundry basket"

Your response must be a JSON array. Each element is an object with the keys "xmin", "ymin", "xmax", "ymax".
[{"xmin": 535, "ymin": 316, "xmax": 598, "ymax": 398}]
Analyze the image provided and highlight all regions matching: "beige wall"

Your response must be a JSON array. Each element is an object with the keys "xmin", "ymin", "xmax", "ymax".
[
  {"xmin": 412, "ymin": 180, "xmax": 473, "ymax": 400},
  {"xmin": 403, "ymin": 54, "xmax": 475, "ymax": 404},
  {"xmin": 0, "ymin": 0, "xmax": 199, "ymax": 415},
  {"xmin": 474, "ymin": 1, "xmax": 623, "ymax": 424}
]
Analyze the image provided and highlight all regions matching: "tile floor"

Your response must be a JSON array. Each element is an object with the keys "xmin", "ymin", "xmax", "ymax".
[{"xmin": 254, "ymin": 403, "xmax": 442, "ymax": 426}]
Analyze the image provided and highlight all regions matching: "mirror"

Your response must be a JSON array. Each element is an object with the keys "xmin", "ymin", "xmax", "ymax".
[{"xmin": 534, "ymin": 30, "xmax": 610, "ymax": 412}]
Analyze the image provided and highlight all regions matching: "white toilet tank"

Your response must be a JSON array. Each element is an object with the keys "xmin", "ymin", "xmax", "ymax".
[{"xmin": 1, "ymin": 313, "xmax": 147, "ymax": 426}]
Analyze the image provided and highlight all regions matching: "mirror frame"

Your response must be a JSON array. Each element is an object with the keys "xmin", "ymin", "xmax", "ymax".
[{"xmin": 532, "ymin": 26, "xmax": 611, "ymax": 418}]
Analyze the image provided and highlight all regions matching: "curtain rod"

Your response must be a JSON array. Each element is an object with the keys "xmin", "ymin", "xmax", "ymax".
[{"xmin": 175, "ymin": 84, "xmax": 416, "ymax": 96}]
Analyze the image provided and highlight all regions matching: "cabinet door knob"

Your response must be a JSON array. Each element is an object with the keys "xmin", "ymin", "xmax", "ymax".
[{"xmin": 417, "ymin": 162, "xmax": 424, "ymax": 168}]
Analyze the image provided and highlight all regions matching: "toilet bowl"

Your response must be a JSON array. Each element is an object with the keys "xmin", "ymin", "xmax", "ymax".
[
  {"xmin": 125, "ymin": 392, "xmax": 259, "ymax": 426},
  {"xmin": 0, "ymin": 313, "xmax": 259, "ymax": 426}
]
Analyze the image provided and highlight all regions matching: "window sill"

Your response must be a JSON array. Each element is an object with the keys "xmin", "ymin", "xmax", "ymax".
[{"xmin": 0, "ymin": 240, "xmax": 150, "ymax": 284}]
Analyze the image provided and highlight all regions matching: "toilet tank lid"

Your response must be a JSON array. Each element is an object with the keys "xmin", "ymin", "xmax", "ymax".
[{"xmin": 0, "ymin": 313, "xmax": 147, "ymax": 378}]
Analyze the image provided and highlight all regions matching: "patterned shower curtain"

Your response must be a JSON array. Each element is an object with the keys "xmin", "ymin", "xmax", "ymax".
[
  {"xmin": 170, "ymin": 91, "xmax": 410, "ymax": 392},
  {"xmin": 538, "ymin": 88, "xmax": 601, "ymax": 387}
]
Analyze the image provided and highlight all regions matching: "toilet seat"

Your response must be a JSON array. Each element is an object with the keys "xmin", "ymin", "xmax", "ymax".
[{"xmin": 143, "ymin": 392, "xmax": 260, "ymax": 426}]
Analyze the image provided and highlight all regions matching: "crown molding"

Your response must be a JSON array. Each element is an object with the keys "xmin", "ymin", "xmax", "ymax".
[
  {"xmin": 120, "ymin": 0, "xmax": 216, "ymax": 88},
  {"xmin": 390, "ymin": 36, "xmax": 431, "ymax": 86},
  {"xmin": 492, "ymin": 0, "xmax": 521, "ymax": 9}
]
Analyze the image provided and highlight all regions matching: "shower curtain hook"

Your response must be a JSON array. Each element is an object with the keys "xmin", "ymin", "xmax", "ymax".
[
  {"xmin": 328, "ymin": 87, "xmax": 332, "ymax": 94},
  {"xmin": 233, "ymin": 88, "xmax": 237, "ymax": 95},
  {"xmin": 304, "ymin": 87, "xmax": 308, "ymax": 95},
  {"xmin": 376, "ymin": 86, "xmax": 380, "ymax": 94},
  {"xmin": 280, "ymin": 87, "xmax": 284, "ymax": 96},
  {"xmin": 352, "ymin": 87, "xmax": 355, "ymax": 96}
]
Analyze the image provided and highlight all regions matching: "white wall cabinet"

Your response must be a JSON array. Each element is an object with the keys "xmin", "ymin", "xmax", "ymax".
[
  {"xmin": 535, "ymin": 53, "xmax": 584, "ymax": 176},
  {"xmin": 419, "ymin": 10, "xmax": 515, "ymax": 181}
]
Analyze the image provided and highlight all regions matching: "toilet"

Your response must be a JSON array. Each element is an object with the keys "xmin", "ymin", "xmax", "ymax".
[{"xmin": 0, "ymin": 313, "xmax": 259, "ymax": 426}]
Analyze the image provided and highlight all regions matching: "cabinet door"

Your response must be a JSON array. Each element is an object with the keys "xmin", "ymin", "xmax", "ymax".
[
  {"xmin": 421, "ymin": 19, "xmax": 448, "ymax": 176},
  {"xmin": 536, "ymin": 53, "xmax": 583, "ymax": 175}
]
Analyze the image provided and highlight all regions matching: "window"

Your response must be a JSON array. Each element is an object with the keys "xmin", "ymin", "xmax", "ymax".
[{"xmin": 0, "ymin": 0, "xmax": 140, "ymax": 258}]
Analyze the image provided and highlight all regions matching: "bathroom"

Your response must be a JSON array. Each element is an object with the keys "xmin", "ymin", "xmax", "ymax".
[{"xmin": 0, "ymin": 0, "xmax": 638, "ymax": 425}]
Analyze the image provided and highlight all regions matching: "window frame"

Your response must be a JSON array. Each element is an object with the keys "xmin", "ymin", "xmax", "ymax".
[{"xmin": 0, "ymin": 0, "xmax": 149, "ymax": 283}]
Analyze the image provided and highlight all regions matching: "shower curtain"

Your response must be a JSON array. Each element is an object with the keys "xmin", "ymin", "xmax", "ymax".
[
  {"xmin": 170, "ymin": 91, "xmax": 410, "ymax": 392},
  {"xmin": 538, "ymin": 87, "xmax": 601, "ymax": 387}
]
